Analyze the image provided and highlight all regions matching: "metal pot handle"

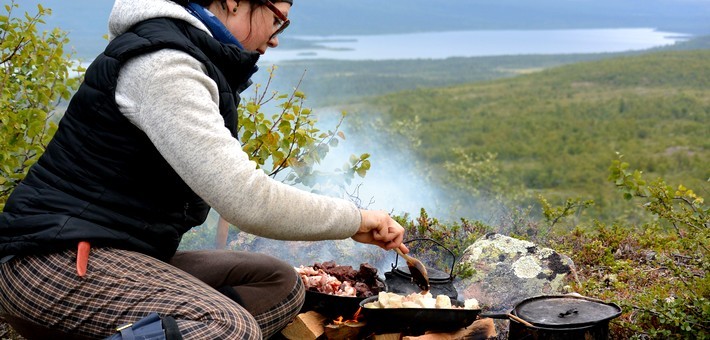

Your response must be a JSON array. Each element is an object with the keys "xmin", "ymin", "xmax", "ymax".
[{"xmin": 395, "ymin": 238, "xmax": 457, "ymax": 276}]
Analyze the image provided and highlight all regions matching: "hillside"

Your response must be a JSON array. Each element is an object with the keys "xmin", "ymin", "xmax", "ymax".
[
  {"xmin": 258, "ymin": 35, "xmax": 710, "ymax": 107},
  {"xmin": 354, "ymin": 50, "xmax": 709, "ymax": 220},
  {"xmin": 262, "ymin": 54, "xmax": 616, "ymax": 106}
]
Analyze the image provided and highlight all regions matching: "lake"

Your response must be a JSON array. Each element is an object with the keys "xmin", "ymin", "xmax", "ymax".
[{"xmin": 259, "ymin": 28, "xmax": 689, "ymax": 64}]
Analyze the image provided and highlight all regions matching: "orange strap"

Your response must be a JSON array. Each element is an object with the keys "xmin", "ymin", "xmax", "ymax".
[{"xmin": 76, "ymin": 241, "xmax": 91, "ymax": 277}]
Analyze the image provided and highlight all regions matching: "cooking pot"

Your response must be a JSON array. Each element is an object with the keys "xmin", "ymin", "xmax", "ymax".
[
  {"xmin": 385, "ymin": 238, "xmax": 458, "ymax": 299},
  {"xmin": 481, "ymin": 294, "xmax": 622, "ymax": 340}
]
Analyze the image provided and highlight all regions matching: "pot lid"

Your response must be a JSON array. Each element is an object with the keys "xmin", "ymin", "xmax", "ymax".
[{"xmin": 514, "ymin": 295, "xmax": 622, "ymax": 328}]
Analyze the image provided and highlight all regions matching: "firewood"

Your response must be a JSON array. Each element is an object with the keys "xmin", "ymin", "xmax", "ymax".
[
  {"xmin": 373, "ymin": 333, "xmax": 402, "ymax": 340},
  {"xmin": 281, "ymin": 311, "xmax": 327, "ymax": 340},
  {"xmin": 402, "ymin": 318, "xmax": 496, "ymax": 340}
]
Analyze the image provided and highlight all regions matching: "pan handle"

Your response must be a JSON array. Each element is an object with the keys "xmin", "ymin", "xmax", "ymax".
[
  {"xmin": 479, "ymin": 311, "xmax": 508, "ymax": 319},
  {"xmin": 479, "ymin": 312, "xmax": 536, "ymax": 328}
]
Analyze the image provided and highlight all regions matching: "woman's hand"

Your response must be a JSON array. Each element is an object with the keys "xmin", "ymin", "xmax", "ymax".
[{"xmin": 352, "ymin": 210, "xmax": 409, "ymax": 253}]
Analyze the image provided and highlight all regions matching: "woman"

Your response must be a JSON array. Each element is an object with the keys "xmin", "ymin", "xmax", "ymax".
[{"xmin": 0, "ymin": 0, "xmax": 407, "ymax": 338}]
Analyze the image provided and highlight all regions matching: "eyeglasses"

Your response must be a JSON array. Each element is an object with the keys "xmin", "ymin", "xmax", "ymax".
[{"xmin": 262, "ymin": 1, "xmax": 290, "ymax": 39}]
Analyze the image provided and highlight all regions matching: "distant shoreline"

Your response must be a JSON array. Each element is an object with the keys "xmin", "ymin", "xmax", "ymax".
[
  {"xmin": 260, "ymin": 28, "xmax": 690, "ymax": 64},
  {"xmin": 71, "ymin": 28, "xmax": 693, "ymax": 70}
]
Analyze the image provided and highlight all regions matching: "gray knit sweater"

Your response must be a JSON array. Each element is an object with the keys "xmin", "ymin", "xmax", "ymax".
[{"xmin": 108, "ymin": 0, "xmax": 361, "ymax": 240}]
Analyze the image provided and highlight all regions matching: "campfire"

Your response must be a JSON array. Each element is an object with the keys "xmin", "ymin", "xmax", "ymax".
[
  {"xmin": 325, "ymin": 309, "xmax": 366, "ymax": 339},
  {"xmin": 332, "ymin": 307, "xmax": 362, "ymax": 324},
  {"xmin": 281, "ymin": 308, "xmax": 495, "ymax": 340},
  {"xmin": 282, "ymin": 295, "xmax": 495, "ymax": 340}
]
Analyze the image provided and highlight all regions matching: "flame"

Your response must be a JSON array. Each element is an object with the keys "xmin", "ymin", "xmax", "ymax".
[
  {"xmin": 331, "ymin": 307, "xmax": 364, "ymax": 326},
  {"xmin": 352, "ymin": 307, "xmax": 362, "ymax": 321}
]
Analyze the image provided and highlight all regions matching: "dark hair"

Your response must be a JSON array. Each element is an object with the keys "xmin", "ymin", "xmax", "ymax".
[{"xmin": 173, "ymin": 0, "xmax": 286, "ymax": 41}]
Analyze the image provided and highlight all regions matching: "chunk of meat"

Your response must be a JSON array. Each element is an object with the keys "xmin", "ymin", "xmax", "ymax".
[{"xmin": 295, "ymin": 262, "xmax": 383, "ymax": 298}]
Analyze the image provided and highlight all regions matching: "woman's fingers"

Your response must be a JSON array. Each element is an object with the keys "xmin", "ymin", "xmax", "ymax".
[{"xmin": 354, "ymin": 210, "xmax": 407, "ymax": 250}]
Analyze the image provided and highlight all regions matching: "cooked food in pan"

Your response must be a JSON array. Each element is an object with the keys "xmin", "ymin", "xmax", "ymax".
[{"xmin": 364, "ymin": 291, "xmax": 479, "ymax": 310}]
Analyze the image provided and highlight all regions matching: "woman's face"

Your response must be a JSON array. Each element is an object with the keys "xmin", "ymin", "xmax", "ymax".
[{"xmin": 218, "ymin": 0, "xmax": 291, "ymax": 54}]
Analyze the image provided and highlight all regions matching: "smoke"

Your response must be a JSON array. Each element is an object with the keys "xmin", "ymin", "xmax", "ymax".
[
  {"xmin": 186, "ymin": 62, "xmax": 496, "ymax": 271},
  {"xmin": 246, "ymin": 67, "xmax": 474, "ymax": 220},
  {"xmin": 305, "ymin": 107, "xmax": 453, "ymax": 218},
  {"xmin": 187, "ymin": 104, "xmax": 483, "ymax": 273}
]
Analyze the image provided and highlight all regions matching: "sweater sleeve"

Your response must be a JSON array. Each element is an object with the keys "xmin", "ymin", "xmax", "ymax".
[{"xmin": 115, "ymin": 49, "xmax": 361, "ymax": 240}]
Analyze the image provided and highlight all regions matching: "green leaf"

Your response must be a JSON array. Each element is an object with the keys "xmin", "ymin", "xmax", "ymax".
[
  {"xmin": 257, "ymin": 124, "xmax": 269, "ymax": 135},
  {"xmin": 246, "ymin": 103, "xmax": 259, "ymax": 114}
]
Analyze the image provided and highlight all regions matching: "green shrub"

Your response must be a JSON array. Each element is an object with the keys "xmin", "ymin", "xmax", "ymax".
[{"xmin": 0, "ymin": 1, "xmax": 83, "ymax": 208}]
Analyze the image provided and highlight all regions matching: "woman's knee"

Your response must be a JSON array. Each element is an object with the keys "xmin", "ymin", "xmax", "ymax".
[{"xmin": 258, "ymin": 255, "xmax": 298, "ymax": 282}]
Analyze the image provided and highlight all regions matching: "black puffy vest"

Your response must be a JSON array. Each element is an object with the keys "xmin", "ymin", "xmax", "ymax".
[{"xmin": 0, "ymin": 18, "xmax": 259, "ymax": 261}]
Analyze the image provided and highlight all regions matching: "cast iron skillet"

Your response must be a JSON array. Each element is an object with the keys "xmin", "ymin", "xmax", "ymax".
[
  {"xmin": 301, "ymin": 290, "xmax": 370, "ymax": 319},
  {"xmin": 358, "ymin": 296, "xmax": 482, "ymax": 333},
  {"xmin": 300, "ymin": 278, "xmax": 387, "ymax": 319}
]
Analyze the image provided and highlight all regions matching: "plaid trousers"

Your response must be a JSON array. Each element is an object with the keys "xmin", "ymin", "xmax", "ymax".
[{"xmin": 0, "ymin": 247, "xmax": 304, "ymax": 339}]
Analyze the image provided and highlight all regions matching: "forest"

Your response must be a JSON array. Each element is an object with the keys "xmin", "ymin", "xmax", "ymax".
[{"xmin": 350, "ymin": 49, "xmax": 709, "ymax": 222}]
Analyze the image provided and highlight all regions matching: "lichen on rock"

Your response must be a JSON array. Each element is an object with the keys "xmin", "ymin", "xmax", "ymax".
[{"xmin": 454, "ymin": 233, "xmax": 577, "ymax": 310}]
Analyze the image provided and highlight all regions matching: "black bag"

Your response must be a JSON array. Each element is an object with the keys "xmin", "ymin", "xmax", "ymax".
[{"xmin": 103, "ymin": 312, "xmax": 182, "ymax": 340}]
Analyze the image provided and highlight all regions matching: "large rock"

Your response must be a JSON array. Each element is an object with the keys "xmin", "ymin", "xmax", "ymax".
[{"xmin": 454, "ymin": 233, "xmax": 577, "ymax": 311}]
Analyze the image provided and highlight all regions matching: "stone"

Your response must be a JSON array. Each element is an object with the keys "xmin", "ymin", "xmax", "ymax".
[{"xmin": 454, "ymin": 233, "xmax": 578, "ymax": 311}]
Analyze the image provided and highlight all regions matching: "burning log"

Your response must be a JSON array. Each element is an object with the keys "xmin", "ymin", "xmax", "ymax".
[
  {"xmin": 282, "ymin": 310, "xmax": 496, "ymax": 340},
  {"xmin": 323, "ymin": 310, "xmax": 366, "ymax": 340},
  {"xmin": 401, "ymin": 318, "xmax": 496, "ymax": 340}
]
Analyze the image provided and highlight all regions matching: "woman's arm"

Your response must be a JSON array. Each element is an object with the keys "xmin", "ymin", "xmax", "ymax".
[{"xmin": 115, "ymin": 49, "xmax": 361, "ymax": 241}]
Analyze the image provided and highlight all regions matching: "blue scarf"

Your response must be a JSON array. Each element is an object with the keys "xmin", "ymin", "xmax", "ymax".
[
  {"xmin": 185, "ymin": 2, "xmax": 258, "ymax": 86},
  {"xmin": 185, "ymin": 3, "xmax": 244, "ymax": 48}
]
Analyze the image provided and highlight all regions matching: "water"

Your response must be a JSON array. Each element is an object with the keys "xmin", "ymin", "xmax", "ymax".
[
  {"xmin": 260, "ymin": 28, "xmax": 689, "ymax": 64},
  {"xmin": 8, "ymin": 0, "xmax": 696, "ymax": 62}
]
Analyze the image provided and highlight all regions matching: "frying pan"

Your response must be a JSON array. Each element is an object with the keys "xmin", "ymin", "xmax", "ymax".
[
  {"xmin": 301, "ymin": 290, "xmax": 370, "ymax": 319},
  {"xmin": 300, "ymin": 277, "xmax": 387, "ymax": 319},
  {"xmin": 358, "ymin": 296, "xmax": 481, "ymax": 333}
]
